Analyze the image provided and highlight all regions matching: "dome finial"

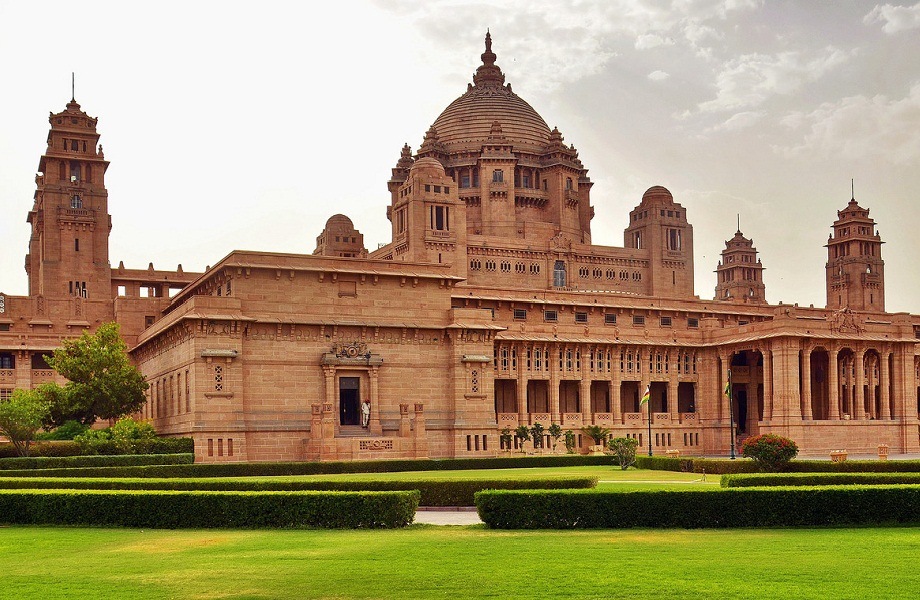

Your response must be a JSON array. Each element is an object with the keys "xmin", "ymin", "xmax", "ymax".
[
  {"xmin": 473, "ymin": 31, "xmax": 504, "ymax": 87},
  {"xmin": 485, "ymin": 29, "xmax": 492, "ymax": 53}
]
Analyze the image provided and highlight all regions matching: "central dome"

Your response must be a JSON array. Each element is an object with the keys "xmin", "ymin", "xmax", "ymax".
[{"xmin": 430, "ymin": 32, "xmax": 551, "ymax": 155}]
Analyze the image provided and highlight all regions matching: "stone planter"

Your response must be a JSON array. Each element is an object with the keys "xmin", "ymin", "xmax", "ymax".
[
  {"xmin": 830, "ymin": 450, "xmax": 848, "ymax": 462},
  {"xmin": 588, "ymin": 444, "xmax": 606, "ymax": 456},
  {"xmin": 878, "ymin": 444, "xmax": 890, "ymax": 461}
]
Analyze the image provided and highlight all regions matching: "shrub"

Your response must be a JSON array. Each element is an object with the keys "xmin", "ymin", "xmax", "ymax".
[
  {"xmin": 580, "ymin": 425, "xmax": 610, "ymax": 445},
  {"xmin": 634, "ymin": 455, "xmax": 691, "ymax": 472},
  {"xmin": 0, "ymin": 489, "xmax": 419, "ymax": 528},
  {"xmin": 530, "ymin": 422, "xmax": 545, "ymax": 449},
  {"xmin": 475, "ymin": 486, "xmax": 920, "ymax": 529},
  {"xmin": 35, "ymin": 420, "xmax": 89, "ymax": 441},
  {"xmin": 564, "ymin": 431, "xmax": 576, "ymax": 454},
  {"xmin": 514, "ymin": 425, "xmax": 530, "ymax": 453},
  {"xmin": 608, "ymin": 437, "xmax": 638, "ymax": 470},
  {"xmin": 740, "ymin": 434, "xmax": 798, "ymax": 471},
  {"xmin": 548, "ymin": 424, "xmax": 563, "ymax": 452}
]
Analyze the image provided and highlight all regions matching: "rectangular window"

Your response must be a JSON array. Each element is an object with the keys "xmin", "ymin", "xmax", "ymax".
[
  {"xmin": 575, "ymin": 312, "xmax": 588, "ymax": 324},
  {"xmin": 687, "ymin": 318, "xmax": 699, "ymax": 328},
  {"xmin": 492, "ymin": 170, "xmax": 503, "ymax": 183},
  {"xmin": 543, "ymin": 310, "xmax": 558, "ymax": 323},
  {"xmin": 0, "ymin": 324, "xmax": 10, "ymax": 332},
  {"xmin": 513, "ymin": 309, "xmax": 527, "ymax": 321},
  {"xmin": 424, "ymin": 184, "xmax": 431, "ymax": 192},
  {"xmin": 0, "ymin": 388, "xmax": 12, "ymax": 401},
  {"xmin": 660, "ymin": 316, "xmax": 672, "ymax": 327},
  {"xmin": 632, "ymin": 315, "xmax": 646, "ymax": 326},
  {"xmin": 604, "ymin": 313, "xmax": 617, "ymax": 325},
  {"xmin": 461, "ymin": 175, "xmax": 470, "ymax": 188},
  {"xmin": 74, "ymin": 238, "xmax": 80, "ymax": 252},
  {"xmin": 431, "ymin": 205, "xmax": 449, "ymax": 231}
]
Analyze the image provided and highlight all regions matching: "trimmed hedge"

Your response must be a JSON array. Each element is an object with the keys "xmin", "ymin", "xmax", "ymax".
[
  {"xmin": 475, "ymin": 485, "xmax": 920, "ymax": 529},
  {"xmin": 722, "ymin": 472, "xmax": 920, "ymax": 488},
  {"xmin": 641, "ymin": 457, "xmax": 920, "ymax": 475},
  {"xmin": 0, "ymin": 438, "xmax": 194, "ymax": 459},
  {"xmin": 0, "ymin": 453, "xmax": 194, "ymax": 471},
  {"xmin": 0, "ymin": 454, "xmax": 614, "ymax": 479},
  {"xmin": 0, "ymin": 489, "xmax": 418, "ymax": 528},
  {"xmin": 0, "ymin": 475, "xmax": 597, "ymax": 507}
]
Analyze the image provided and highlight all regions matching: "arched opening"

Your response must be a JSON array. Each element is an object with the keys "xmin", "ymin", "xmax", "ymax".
[{"xmin": 810, "ymin": 348, "xmax": 830, "ymax": 420}]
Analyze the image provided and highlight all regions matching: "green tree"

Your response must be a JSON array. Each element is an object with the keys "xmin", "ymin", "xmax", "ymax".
[
  {"xmin": 529, "ymin": 422, "xmax": 545, "ymax": 450},
  {"xmin": 0, "ymin": 389, "xmax": 51, "ymax": 456},
  {"xmin": 548, "ymin": 423, "xmax": 563, "ymax": 452},
  {"xmin": 499, "ymin": 427, "xmax": 514, "ymax": 452},
  {"xmin": 514, "ymin": 425, "xmax": 531, "ymax": 454},
  {"xmin": 43, "ymin": 322, "xmax": 149, "ymax": 426},
  {"xmin": 608, "ymin": 437, "xmax": 639, "ymax": 470},
  {"xmin": 563, "ymin": 430, "xmax": 576, "ymax": 454}
]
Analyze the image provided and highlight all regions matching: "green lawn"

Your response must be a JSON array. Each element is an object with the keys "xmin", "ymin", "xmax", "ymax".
[
  {"xmin": 1, "ymin": 526, "xmax": 917, "ymax": 599},
  {"xmin": 214, "ymin": 466, "xmax": 718, "ymax": 491}
]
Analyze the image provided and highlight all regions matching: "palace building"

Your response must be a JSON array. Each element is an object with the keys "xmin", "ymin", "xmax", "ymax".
[{"xmin": 2, "ymin": 33, "xmax": 919, "ymax": 462}]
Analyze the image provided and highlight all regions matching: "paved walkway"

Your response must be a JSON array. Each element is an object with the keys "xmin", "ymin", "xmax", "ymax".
[{"xmin": 415, "ymin": 507, "xmax": 482, "ymax": 525}]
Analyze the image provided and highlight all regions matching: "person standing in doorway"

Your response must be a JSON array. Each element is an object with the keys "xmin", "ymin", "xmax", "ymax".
[{"xmin": 361, "ymin": 399, "xmax": 371, "ymax": 428}]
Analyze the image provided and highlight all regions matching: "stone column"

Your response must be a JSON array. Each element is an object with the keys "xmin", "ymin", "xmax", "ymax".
[
  {"xmin": 369, "ymin": 367, "xmax": 382, "ymax": 435},
  {"xmin": 762, "ymin": 347, "xmax": 774, "ymax": 421},
  {"xmin": 855, "ymin": 349, "xmax": 866, "ymax": 420},
  {"xmin": 549, "ymin": 344, "xmax": 560, "ymax": 423},
  {"xmin": 413, "ymin": 403, "xmax": 428, "ymax": 457},
  {"xmin": 580, "ymin": 376, "xmax": 592, "ymax": 427},
  {"xmin": 668, "ymin": 377, "xmax": 679, "ymax": 423},
  {"xmin": 828, "ymin": 345, "xmax": 839, "ymax": 420},
  {"xmin": 323, "ymin": 366, "xmax": 337, "ymax": 434},
  {"xmin": 516, "ymin": 367, "xmax": 528, "ymax": 427},
  {"xmin": 720, "ymin": 352, "xmax": 731, "ymax": 424},
  {"xmin": 611, "ymin": 379, "xmax": 622, "ymax": 425},
  {"xmin": 878, "ymin": 350, "xmax": 890, "ymax": 420},
  {"xmin": 771, "ymin": 339, "xmax": 802, "ymax": 422},
  {"xmin": 801, "ymin": 346, "xmax": 812, "ymax": 420}
]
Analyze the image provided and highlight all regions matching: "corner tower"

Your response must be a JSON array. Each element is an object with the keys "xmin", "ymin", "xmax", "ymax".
[
  {"xmin": 623, "ymin": 186, "xmax": 694, "ymax": 299},
  {"xmin": 27, "ymin": 97, "xmax": 111, "ymax": 301},
  {"xmin": 825, "ymin": 195, "xmax": 884, "ymax": 312},
  {"xmin": 715, "ymin": 228, "xmax": 766, "ymax": 304}
]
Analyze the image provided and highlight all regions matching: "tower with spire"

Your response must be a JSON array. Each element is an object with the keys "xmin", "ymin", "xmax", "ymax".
[
  {"xmin": 714, "ymin": 221, "xmax": 766, "ymax": 304},
  {"xmin": 825, "ymin": 189, "xmax": 885, "ymax": 312},
  {"xmin": 27, "ymin": 96, "xmax": 111, "ymax": 303}
]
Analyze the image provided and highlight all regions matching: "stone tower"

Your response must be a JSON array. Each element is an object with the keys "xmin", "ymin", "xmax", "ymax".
[
  {"xmin": 715, "ymin": 228, "xmax": 766, "ymax": 304},
  {"xmin": 825, "ymin": 196, "xmax": 885, "ymax": 312},
  {"xmin": 623, "ymin": 186, "xmax": 694, "ymax": 298},
  {"xmin": 26, "ymin": 98, "xmax": 111, "ymax": 301}
]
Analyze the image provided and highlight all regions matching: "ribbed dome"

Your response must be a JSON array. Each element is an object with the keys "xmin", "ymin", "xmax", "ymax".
[
  {"xmin": 429, "ymin": 32, "xmax": 551, "ymax": 155},
  {"xmin": 641, "ymin": 186, "xmax": 674, "ymax": 205}
]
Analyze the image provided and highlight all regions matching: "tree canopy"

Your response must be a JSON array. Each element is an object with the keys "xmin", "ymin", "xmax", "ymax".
[
  {"xmin": 0, "ymin": 388, "xmax": 51, "ymax": 456},
  {"xmin": 43, "ymin": 322, "xmax": 149, "ymax": 426}
]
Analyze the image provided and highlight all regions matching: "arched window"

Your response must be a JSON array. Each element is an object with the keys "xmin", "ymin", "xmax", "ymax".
[{"xmin": 69, "ymin": 161, "xmax": 81, "ymax": 182}]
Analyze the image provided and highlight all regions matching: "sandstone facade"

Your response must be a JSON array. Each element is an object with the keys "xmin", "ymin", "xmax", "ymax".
[{"xmin": 2, "ymin": 33, "xmax": 918, "ymax": 462}]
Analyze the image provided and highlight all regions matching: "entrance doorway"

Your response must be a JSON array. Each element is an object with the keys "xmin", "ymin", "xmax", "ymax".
[{"xmin": 339, "ymin": 377, "xmax": 360, "ymax": 425}]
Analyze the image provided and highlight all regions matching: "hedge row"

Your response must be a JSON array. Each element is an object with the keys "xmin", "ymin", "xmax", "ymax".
[
  {"xmin": 0, "ymin": 454, "xmax": 615, "ymax": 479},
  {"xmin": 475, "ymin": 485, "xmax": 920, "ymax": 529},
  {"xmin": 722, "ymin": 472, "xmax": 920, "ymax": 488},
  {"xmin": 0, "ymin": 438, "xmax": 194, "ymax": 459},
  {"xmin": 0, "ymin": 453, "xmax": 194, "ymax": 471},
  {"xmin": 0, "ymin": 476, "xmax": 597, "ymax": 507},
  {"xmin": 0, "ymin": 489, "xmax": 418, "ymax": 528},
  {"xmin": 640, "ymin": 457, "xmax": 920, "ymax": 475}
]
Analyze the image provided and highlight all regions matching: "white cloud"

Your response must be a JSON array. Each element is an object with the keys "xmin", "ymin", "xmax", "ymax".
[
  {"xmin": 864, "ymin": 2, "xmax": 920, "ymax": 33},
  {"xmin": 706, "ymin": 110, "xmax": 765, "ymax": 132},
  {"xmin": 635, "ymin": 33, "xmax": 675, "ymax": 49},
  {"xmin": 648, "ymin": 70, "xmax": 671, "ymax": 81},
  {"xmin": 697, "ymin": 47, "xmax": 854, "ymax": 113},
  {"xmin": 777, "ymin": 83, "xmax": 920, "ymax": 165}
]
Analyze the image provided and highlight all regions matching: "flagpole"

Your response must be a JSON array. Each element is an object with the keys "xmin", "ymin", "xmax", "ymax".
[
  {"xmin": 728, "ymin": 368, "xmax": 736, "ymax": 459},
  {"xmin": 647, "ymin": 404, "xmax": 653, "ymax": 456}
]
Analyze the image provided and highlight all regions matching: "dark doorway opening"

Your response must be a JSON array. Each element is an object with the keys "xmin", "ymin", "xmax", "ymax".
[
  {"xmin": 339, "ymin": 377, "xmax": 360, "ymax": 425},
  {"xmin": 736, "ymin": 389, "xmax": 748, "ymax": 433}
]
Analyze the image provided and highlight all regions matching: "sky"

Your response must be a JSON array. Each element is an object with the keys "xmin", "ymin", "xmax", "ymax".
[{"xmin": 1, "ymin": 0, "xmax": 918, "ymax": 312}]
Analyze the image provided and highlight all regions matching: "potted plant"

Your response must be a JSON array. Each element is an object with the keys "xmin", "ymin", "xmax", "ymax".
[{"xmin": 580, "ymin": 425, "xmax": 611, "ymax": 455}]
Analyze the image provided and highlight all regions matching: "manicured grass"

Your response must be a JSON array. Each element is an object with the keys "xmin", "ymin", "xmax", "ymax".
[{"xmin": 1, "ymin": 526, "xmax": 918, "ymax": 598}]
